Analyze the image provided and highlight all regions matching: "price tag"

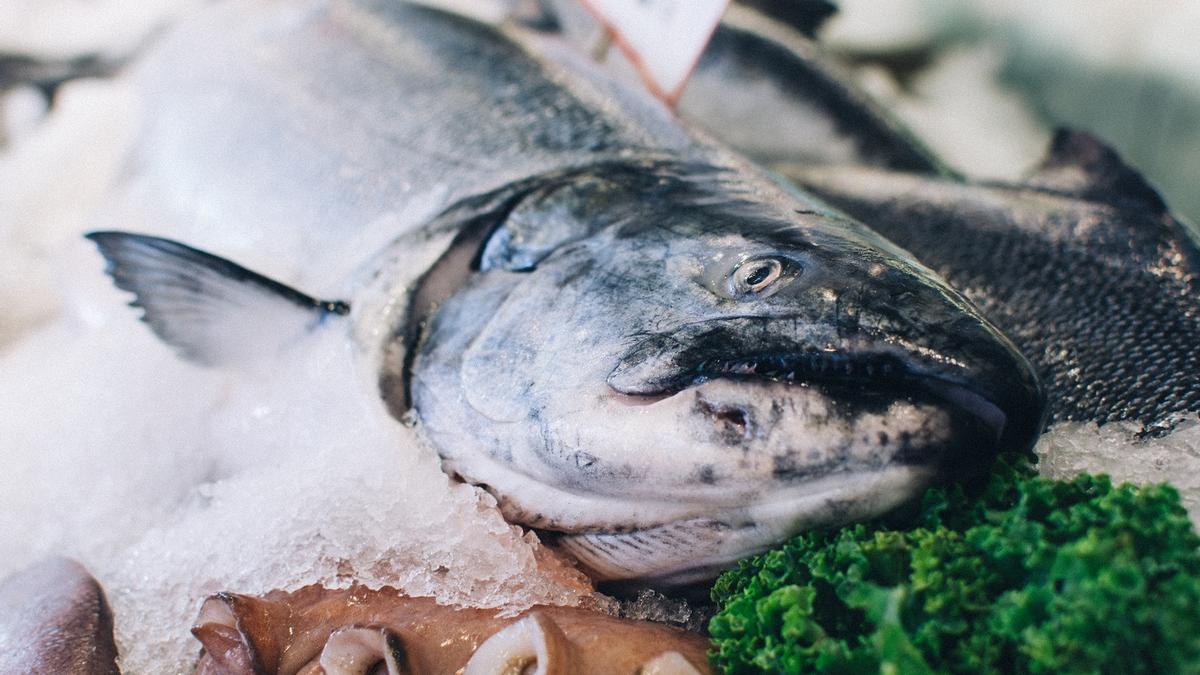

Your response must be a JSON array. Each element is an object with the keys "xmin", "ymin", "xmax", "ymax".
[{"xmin": 580, "ymin": 0, "xmax": 730, "ymax": 105}]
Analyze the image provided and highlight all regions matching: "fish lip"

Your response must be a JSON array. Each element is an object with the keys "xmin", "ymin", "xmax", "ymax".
[
  {"xmin": 606, "ymin": 346, "xmax": 1037, "ymax": 464},
  {"xmin": 607, "ymin": 347, "xmax": 927, "ymax": 405},
  {"xmin": 629, "ymin": 349, "xmax": 909, "ymax": 391}
]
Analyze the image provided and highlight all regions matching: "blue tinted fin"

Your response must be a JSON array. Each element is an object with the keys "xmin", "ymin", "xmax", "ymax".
[{"xmin": 86, "ymin": 231, "xmax": 349, "ymax": 366}]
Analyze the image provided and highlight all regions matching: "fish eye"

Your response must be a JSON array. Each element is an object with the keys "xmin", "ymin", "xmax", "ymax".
[{"xmin": 730, "ymin": 257, "xmax": 786, "ymax": 296}]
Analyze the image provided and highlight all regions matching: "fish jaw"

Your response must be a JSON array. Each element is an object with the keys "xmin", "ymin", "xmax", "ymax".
[
  {"xmin": 439, "ymin": 377, "xmax": 948, "ymax": 587},
  {"xmin": 433, "ymin": 375, "xmax": 956, "ymax": 588},
  {"xmin": 547, "ymin": 378, "xmax": 948, "ymax": 587},
  {"xmin": 555, "ymin": 464, "xmax": 935, "ymax": 587}
]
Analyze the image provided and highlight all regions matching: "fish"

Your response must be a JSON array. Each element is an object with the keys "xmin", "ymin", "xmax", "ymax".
[
  {"xmin": 655, "ymin": 4, "xmax": 1200, "ymax": 437},
  {"xmin": 86, "ymin": 0, "xmax": 1044, "ymax": 588},
  {"xmin": 527, "ymin": 0, "xmax": 950, "ymax": 175},
  {"xmin": 677, "ymin": 2, "xmax": 950, "ymax": 176}
]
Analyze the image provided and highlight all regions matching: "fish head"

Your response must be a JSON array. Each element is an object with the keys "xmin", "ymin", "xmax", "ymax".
[{"xmin": 407, "ymin": 162, "xmax": 1044, "ymax": 586}]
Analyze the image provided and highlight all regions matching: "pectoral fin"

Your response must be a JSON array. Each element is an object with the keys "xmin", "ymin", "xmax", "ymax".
[{"xmin": 87, "ymin": 231, "xmax": 349, "ymax": 367}]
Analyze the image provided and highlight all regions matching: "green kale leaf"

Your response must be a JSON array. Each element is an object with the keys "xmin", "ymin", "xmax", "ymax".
[{"xmin": 709, "ymin": 457, "xmax": 1200, "ymax": 674}]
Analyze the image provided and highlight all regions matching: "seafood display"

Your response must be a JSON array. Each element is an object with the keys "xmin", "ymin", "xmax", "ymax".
[
  {"xmin": 3, "ymin": 1, "xmax": 1196, "ymax": 673},
  {"xmin": 783, "ymin": 133, "xmax": 1200, "ymax": 434},
  {"xmin": 0, "ymin": 556, "xmax": 708, "ymax": 674},
  {"xmin": 665, "ymin": 6, "xmax": 1200, "ymax": 437}
]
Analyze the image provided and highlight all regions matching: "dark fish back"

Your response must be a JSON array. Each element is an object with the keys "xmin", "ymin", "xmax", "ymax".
[
  {"xmin": 679, "ymin": 9, "xmax": 949, "ymax": 174},
  {"xmin": 792, "ymin": 149, "xmax": 1200, "ymax": 434}
]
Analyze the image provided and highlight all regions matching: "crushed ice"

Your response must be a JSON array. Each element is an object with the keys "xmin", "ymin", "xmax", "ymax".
[
  {"xmin": 4, "ymin": 2, "xmax": 1200, "ymax": 673},
  {"xmin": 1037, "ymin": 419, "xmax": 1200, "ymax": 520},
  {"xmin": 0, "ymin": 301, "xmax": 592, "ymax": 672}
]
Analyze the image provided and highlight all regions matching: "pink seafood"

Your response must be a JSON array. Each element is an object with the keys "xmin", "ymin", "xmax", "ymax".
[{"xmin": 192, "ymin": 585, "xmax": 712, "ymax": 674}]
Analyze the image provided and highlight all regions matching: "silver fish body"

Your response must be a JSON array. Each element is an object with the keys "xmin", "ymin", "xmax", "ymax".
[{"xmin": 89, "ymin": 0, "xmax": 1044, "ymax": 587}]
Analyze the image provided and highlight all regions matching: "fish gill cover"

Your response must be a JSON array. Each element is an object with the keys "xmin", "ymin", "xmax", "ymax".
[{"xmin": 708, "ymin": 455, "xmax": 1200, "ymax": 674}]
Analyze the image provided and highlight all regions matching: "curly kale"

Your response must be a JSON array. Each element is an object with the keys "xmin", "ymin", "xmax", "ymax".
[{"xmin": 708, "ymin": 458, "xmax": 1200, "ymax": 674}]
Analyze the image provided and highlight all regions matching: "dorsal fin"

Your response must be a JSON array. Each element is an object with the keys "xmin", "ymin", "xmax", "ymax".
[
  {"xmin": 87, "ymin": 231, "xmax": 350, "ymax": 367},
  {"xmin": 1026, "ymin": 128, "xmax": 1168, "ymax": 215},
  {"xmin": 736, "ymin": 0, "xmax": 838, "ymax": 37}
]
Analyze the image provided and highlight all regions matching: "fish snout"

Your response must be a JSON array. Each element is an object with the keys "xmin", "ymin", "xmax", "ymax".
[
  {"xmin": 910, "ymin": 317, "xmax": 1046, "ymax": 469},
  {"xmin": 608, "ymin": 305, "xmax": 1045, "ymax": 481},
  {"xmin": 847, "ymin": 277, "xmax": 1048, "ymax": 472}
]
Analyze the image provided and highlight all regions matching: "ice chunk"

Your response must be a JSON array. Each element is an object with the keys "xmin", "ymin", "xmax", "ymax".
[
  {"xmin": 1037, "ymin": 419, "xmax": 1200, "ymax": 525},
  {"xmin": 614, "ymin": 589, "xmax": 711, "ymax": 634}
]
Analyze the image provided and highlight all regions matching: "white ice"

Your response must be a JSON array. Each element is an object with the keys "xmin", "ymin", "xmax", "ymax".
[
  {"xmin": 0, "ymin": 47, "xmax": 587, "ymax": 675},
  {"xmin": 0, "ymin": 247, "xmax": 590, "ymax": 673},
  {"xmin": 1037, "ymin": 420, "xmax": 1200, "ymax": 524}
]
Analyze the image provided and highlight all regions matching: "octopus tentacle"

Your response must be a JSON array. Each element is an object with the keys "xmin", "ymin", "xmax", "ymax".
[
  {"xmin": 191, "ymin": 586, "xmax": 713, "ymax": 674},
  {"xmin": 638, "ymin": 651, "xmax": 705, "ymax": 675},
  {"xmin": 463, "ymin": 611, "xmax": 576, "ymax": 675},
  {"xmin": 0, "ymin": 557, "xmax": 119, "ymax": 675},
  {"xmin": 319, "ymin": 625, "xmax": 411, "ymax": 675},
  {"xmin": 192, "ymin": 592, "xmax": 295, "ymax": 674}
]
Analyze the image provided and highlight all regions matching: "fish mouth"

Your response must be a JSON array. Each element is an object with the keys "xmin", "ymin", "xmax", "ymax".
[
  {"xmin": 636, "ymin": 350, "xmax": 1005, "ymax": 442},
  {"xmin": 607, "ymin": 330, "xmax": 1044, "ymax": 473}
]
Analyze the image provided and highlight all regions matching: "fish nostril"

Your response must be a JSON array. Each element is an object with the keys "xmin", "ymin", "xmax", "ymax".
[
  {"xmin": 715, "ymin": 407, "xmax": 748, "ymax": 430},
  {"xmin": 697, "ymin": 400, "xmax": 751, "ymax": 443}
]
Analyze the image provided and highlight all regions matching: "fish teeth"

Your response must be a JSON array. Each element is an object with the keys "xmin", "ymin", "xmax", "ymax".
[{"xmin": 688, "ymin": 351, "xmax": 905, "ymax": 388}]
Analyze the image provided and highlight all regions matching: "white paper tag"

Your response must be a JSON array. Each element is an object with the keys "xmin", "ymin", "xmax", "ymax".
[{"xmin": 580, "ymin": 0, "xmax": 730, "ymax": 105}]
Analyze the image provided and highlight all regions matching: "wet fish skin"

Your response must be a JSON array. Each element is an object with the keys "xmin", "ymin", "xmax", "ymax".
[
  {"xmin": 529, "ymin": 1, "xmax": 945, "ymax": 174},
  {"xmin": 87, "ymin": 0, "xmax": 1044, "ymax": 586},
  {"xmin": 408, "ymin": 161, "xmax": 1044, "ymax": 585},
  {"xmin": 101, "ymin": 0, "xmax": 696, "ymax": 271},
  {"xmin": 678, "ymin": 4, "xmax": 951, "ymax": 175}
]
